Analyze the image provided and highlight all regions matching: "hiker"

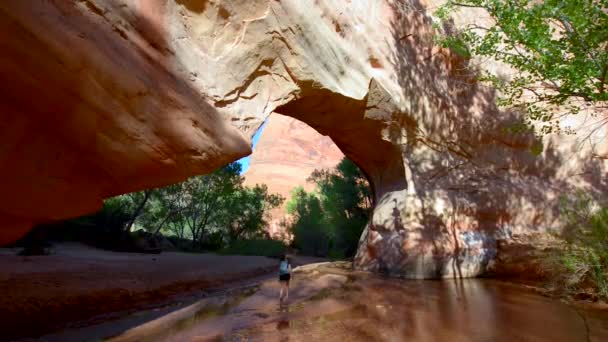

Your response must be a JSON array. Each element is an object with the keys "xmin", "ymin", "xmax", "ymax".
[{"xmin": 278, "ymin": 255, "xmax": 292, "ymax": 303}]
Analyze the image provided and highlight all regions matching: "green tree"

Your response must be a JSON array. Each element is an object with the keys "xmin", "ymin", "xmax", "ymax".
[
  {"xmin": 96, "ymin": 195, "xmax": 134, "ymax": 233},
  {"xmin": 222, "ymin": 184, "xmax": 284, "ymax": 242},
  {"xmin": 137, "ymin": 162, "xmax": 284, "ymax": 249},
  {"xmin": 61, "ymin": 162, "xmax": 284, "ymax": 252},
  {"xmin": 287, "ymin": 186, "xmax": 329, "ymax": 256},
  {"xmin": 436, "ymin": 0, "xmax": 608, "ymax": 134},
  {"xmin": 87, "ymin": 191, "xmax": 156, "ymax": 236},
  {"xmin": 65, "ymin": 195, "xmax": 141, "ymax": 250},
  {"xmin": 286, "ymin": 158, "xmax": 372, "ymax": 258},
  {"xmin": 141, "ymin": 183, "xmax": 188, "ymax": 238},
  {"xmin": 123, "ymin": 190, "xmax": 155, "ymax": 232},
  {"xmin": 308, "ymin": 159, "xmax": 372, "ymax": 257},
  {"xmin": 178, "ymin": 163, "xmax": 243, "ymax": 248}
]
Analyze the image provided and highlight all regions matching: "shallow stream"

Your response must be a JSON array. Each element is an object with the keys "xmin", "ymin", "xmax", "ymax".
[{"xmin": 102, "ymin": 265, "xmax": 608, "ymax": 342}]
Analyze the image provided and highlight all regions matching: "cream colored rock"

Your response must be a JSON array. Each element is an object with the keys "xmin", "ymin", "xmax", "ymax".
[{"xmin": 1, "ymin": 0, "xmax": 606, "ymax": 279}]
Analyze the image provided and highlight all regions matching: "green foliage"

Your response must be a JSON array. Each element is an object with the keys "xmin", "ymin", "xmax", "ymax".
[
  {"xmin": 309, "ymin": 159, "xmax": 372, "ymax": 257},
  {"xmin": 327, "ymin": 249, "xmax": 346, "ymax": 261},
  {"xmin": 529, "ymin": 140, "xmax": 544, "ymax": 156},
  {"xmin": 287, "ymin": 186, "xmax": 329, "ymax": 256},
  {"xmin": 287, "ymin": 158, "xmax": 372, "ymax": 258},
  {"xmin": 219, "ymin": 239, "xmax": 287, "ymax": 258},
  {"xmin": 56, "ymin": 195, "xmax": 145, "ymax": 251},
  {"xmin": 164, "ymin": 163, "xmax": 245, "ymax": 248},
  {"xmin": 222, "ymin": 184, "xmax": 284, "ymax": 242},
  {"xmin": 71, "ymin": 196, "xmax": 135, "ymax": 246},
  {"xmin": 129, "ymin": 162, "xmax": 284, "ymax": 250},
  {"xmin": 93, "ymin": 196, "xmax": 134, "ymax": 233},
  {"xmin": 55, "ymin": 162, "xmax": 283, "ymax": 253},
  {"xmin": 436, "ymin": 0, "xmax": 608, "ymax": 134},
  {"xmin": 553, "ymin": 193, "xmax": 608, "ymax": 299}
]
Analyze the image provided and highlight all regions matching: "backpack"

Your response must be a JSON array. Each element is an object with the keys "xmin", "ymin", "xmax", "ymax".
[{"xmin": 279, "ymin": 260, "xmax": 289, "ymax": 275}]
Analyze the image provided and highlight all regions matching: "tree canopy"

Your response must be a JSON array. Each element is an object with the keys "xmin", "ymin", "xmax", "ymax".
[
  {"xmin": 74, "ymin": 162, "xmax": 284, "ymax": 251},
  {"xmin": 436, "ymin": 0, "xmax": 608, "ymax": 134},
  {"xmin": 286, "ymin": 158, "xmax": 372, "ymax": 258}
]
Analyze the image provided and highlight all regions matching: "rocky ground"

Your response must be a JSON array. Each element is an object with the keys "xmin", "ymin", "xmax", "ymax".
[{"xmin": 0, "ymin": 243, "xmax": 285, "ymax": 341}]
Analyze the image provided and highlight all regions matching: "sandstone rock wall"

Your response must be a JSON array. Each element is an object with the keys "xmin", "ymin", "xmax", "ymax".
[
  {"xmin": 243, "ymin": 113, "xmax": 343, "ymax": 239},
  {"xmin": 244, "ymin": 113, "xmax": 343, "ymax": 200},
  {"xmin": 0, "ymin": 0, "xmax": 251, "ymax": 243},
  {"xmin": 1, "ymin": 0, "xmax": 606, "ymax": 278}
]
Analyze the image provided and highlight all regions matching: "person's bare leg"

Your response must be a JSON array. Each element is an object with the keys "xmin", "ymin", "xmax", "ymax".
[
  {"xmin": 279, "ymin": 283, "xmax": 284, "ymax": 302},
  {"xmin": 284, "ymin": 282, "xmax": 289, "ymax": 301}
]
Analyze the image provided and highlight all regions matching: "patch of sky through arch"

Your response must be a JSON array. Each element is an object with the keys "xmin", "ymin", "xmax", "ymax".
[{"xmin": 236, "ymin": 119, "xmax": 268, "ymax": 174}]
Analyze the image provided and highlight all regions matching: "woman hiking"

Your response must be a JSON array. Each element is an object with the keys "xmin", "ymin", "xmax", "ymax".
[{"xmin": 278, "ymin": 255, "xmax": 292, "ymax": 304}]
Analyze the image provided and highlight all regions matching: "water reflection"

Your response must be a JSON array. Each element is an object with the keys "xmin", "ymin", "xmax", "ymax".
[
  {"xmin": 276, "ymin": 317, "xmax": 290, "ymax": 330},
  {"xmin": 255, "ymin": 278, "xmax": 589, "ymax": 341},
  {"xmin": 107, "ymin": 275, "xmax": 606, "ymax": 342}
]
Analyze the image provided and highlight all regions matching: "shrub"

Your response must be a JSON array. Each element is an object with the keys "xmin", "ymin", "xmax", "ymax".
[
  {"xmin": 286, "ymin": 158, "xmax": 371, "ymax": 258},
  {"xmin": 552, "ymin": 193, "xmax": 608, "ymax": 300}
]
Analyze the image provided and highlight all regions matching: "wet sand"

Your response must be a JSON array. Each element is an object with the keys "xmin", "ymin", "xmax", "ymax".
[
  {"xmin": 0, "ymin": 243, "xmax": 282, "ymax": 341},
  {"xmin": 71, "ymin": 262, "xmax": 608, "ymax": 342}
]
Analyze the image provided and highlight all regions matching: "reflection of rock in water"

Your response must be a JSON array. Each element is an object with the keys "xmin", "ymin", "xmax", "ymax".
[
  {"xmin": 61, "ymin": 263, "xmax": 608, "ymax": 341},
  {"xmin": 228, "ymin": 266, "xmax": 606, "ymax": 341},
  {"xmin": 276, "ymin": 317, "xmax": 290, "ymax": 330}
]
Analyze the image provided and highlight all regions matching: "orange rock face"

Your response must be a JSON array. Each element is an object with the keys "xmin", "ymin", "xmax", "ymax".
[
  {"xmin": 244, "ymin": 113, "xmax": 343, "ymax": 200},
  {"xmin": 0, "ymin": 0, "xmax": 251, "ymax": 244},
  {"xmin": 243, "ymin": 113, "xmax": 343, "ymax": 238}
]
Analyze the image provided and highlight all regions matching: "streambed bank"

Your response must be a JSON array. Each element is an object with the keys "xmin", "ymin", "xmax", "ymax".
[{"xmin": 0, "ymin": 243, "xmax": 284, "ymax": 341}]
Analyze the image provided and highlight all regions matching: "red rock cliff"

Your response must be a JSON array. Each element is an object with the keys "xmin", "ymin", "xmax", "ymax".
[
  {"xmin": 244, "ymin": 113, "xmax": 343, "ymax": 198},
  {"xmin": 244, "ymin": 113, "xmax": 343, "ymax": 238}
]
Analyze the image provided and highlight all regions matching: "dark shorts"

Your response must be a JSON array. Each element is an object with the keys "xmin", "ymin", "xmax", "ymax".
[{"xmin": 279, "ymin": 273, "xmax": 291, "ymax": 282}]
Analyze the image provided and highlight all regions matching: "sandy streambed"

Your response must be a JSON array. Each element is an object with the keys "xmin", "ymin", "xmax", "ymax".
[
  {"xmin": 90, "ymin": 262, "xmax": 608, "ymax": 341},
  {"xmin": 0, "ymin": 243, "xmax": 279, "ymax": 341}
]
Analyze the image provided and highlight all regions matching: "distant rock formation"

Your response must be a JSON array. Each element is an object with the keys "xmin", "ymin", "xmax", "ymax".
[{"xmin": 243, "ymin": 113, "xmax": 343, "ymax": 239}]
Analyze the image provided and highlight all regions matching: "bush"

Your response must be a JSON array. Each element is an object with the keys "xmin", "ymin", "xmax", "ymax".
[
  {"xmin": 287, "ymin": 187, "xmax": 330, "ymax": 256},
  {"xmin": 219, "ymin": 239, "xmax": 287, "ymax": 258},
  {"xmin": 551, "ymin": 194, "xmax": 608, "ymax": 300},
  {"xmin": 286, "ymin": 158, "xmax": 371, "ymax": 258}
]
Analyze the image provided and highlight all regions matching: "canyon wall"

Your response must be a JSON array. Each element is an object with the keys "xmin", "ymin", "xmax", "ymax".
[
  {"xmin": 243, "ymin": 113, "xmax": 343, "ymax": 238},
  {"xmin": 1, "ymin": 0, "xmax": 606, "ymax": 278},
  {"xmin": 244, "ymin": 114, "xmax": 343, "ymax": 200}
]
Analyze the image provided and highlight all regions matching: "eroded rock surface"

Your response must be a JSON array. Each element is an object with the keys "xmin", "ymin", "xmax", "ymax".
[
  {"xmin": 0, "ymin": 0, "xmax": 251, "ymax": 242},
  {"xmin": 1, "ymin": 0, "xmax": 606, "ymax": 278}
]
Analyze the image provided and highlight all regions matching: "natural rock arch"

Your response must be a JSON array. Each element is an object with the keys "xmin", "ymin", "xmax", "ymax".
[{"xmin": 0, "ymin": 0, "xmax": 606, "ymax": 278}]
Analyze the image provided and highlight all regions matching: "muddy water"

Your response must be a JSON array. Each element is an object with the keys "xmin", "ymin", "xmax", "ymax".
[{"xmin": 103, "ymin": 265, "xmax": 608, "ymax": 342}]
